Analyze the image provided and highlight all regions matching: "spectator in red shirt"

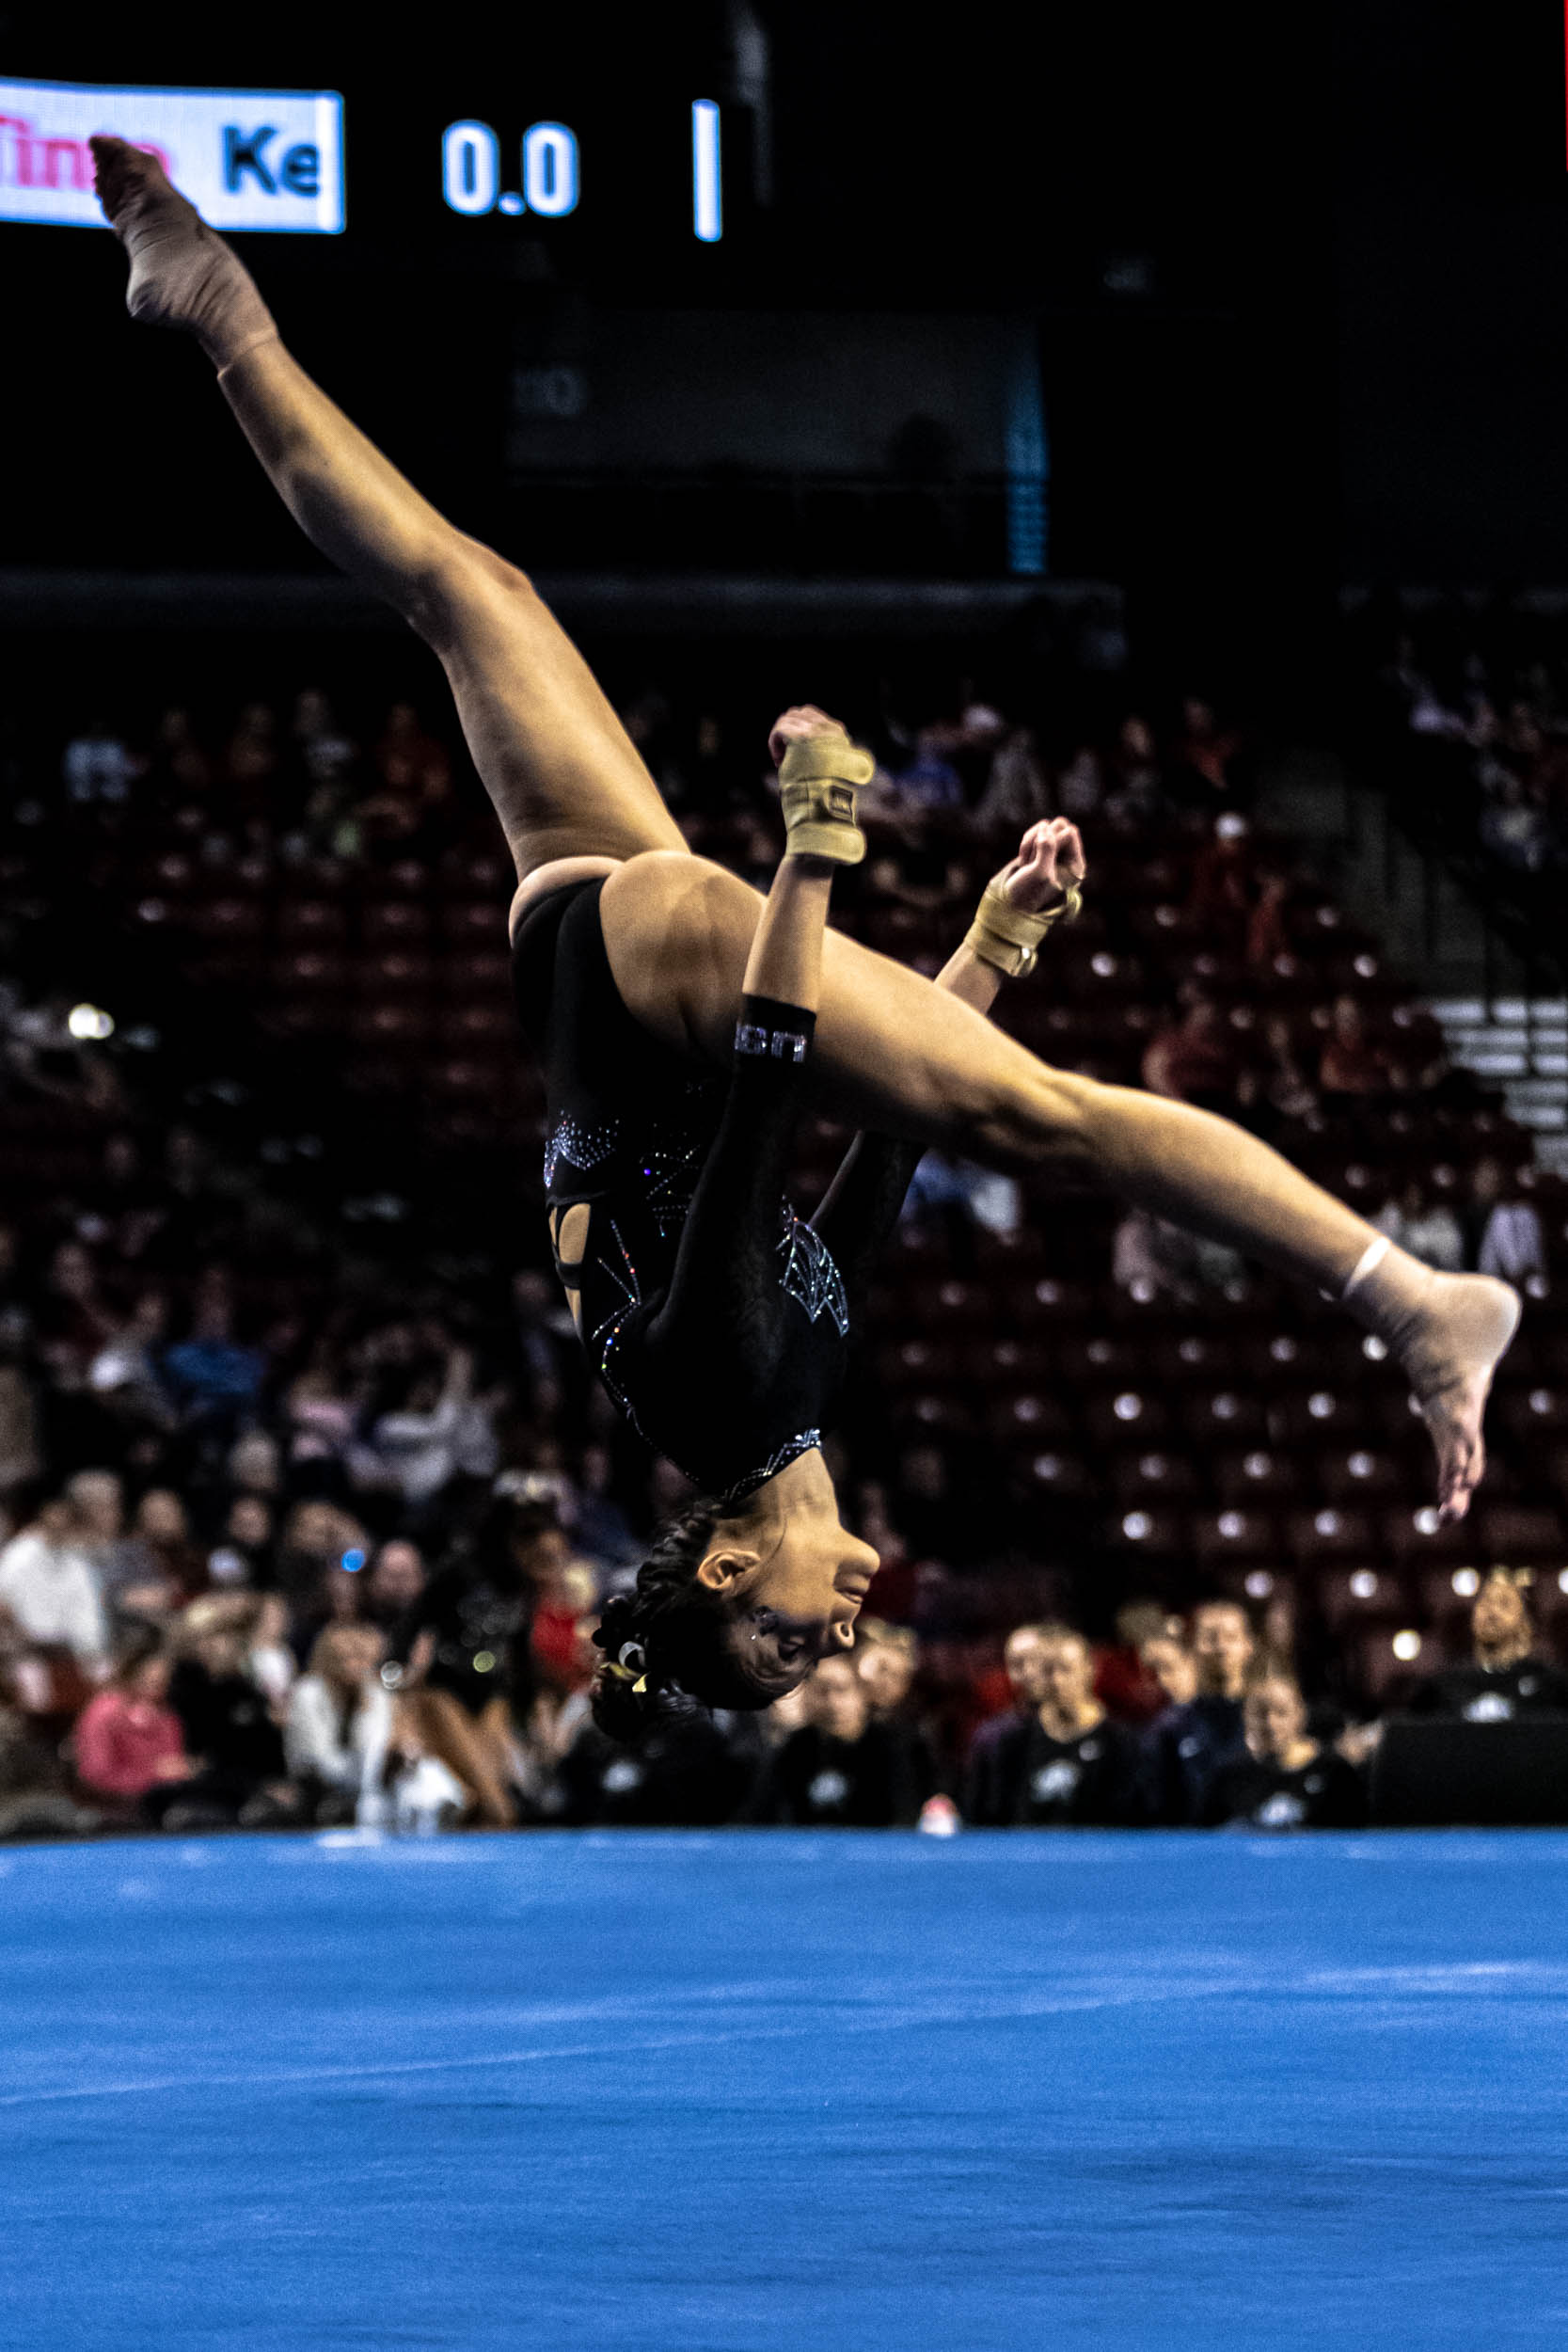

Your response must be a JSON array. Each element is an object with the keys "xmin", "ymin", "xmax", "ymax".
[
  {"xmin": 73, "ymin": 1629, "xmax": 192, "ymax": 1815},
  {"xmin": 1141, "ymin": 991, "xmax": 1238, "ymax": 1109},
  {"xmin": 1318, "ymin": 995, "xmax": 1388, "ymax": 1098}
]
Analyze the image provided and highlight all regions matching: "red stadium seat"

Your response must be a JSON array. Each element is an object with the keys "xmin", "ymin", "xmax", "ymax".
[
  {"xmin": 1497, "ymin": 1384, "xmax": 1568, "ymax": 1445},
  {"xmin": 899, "ymin": 1391, "xmax": 975, "ymax": 1439},
  {"xmin": 1109, "ymin": 1450, "xmax": 1202, "ymax": 1504},
  {"xmin": 1213, "ymin": 1448, "xmax": 1303, "ymax": 1505},
  {"xmin": 1315, "ymin": 1565, "xmax": 1410, "ymax": 1632},
  {"xmin": 436, "ymin": 899, "xmax": 503, "ymax": 946},
  {"xmin": 362, "ymin": 900, "xmax": 431, "ymax": 946},
  {"xmin": 1106, "ymin": 1505, "xmax": 1187, "ymax": 1558},
  {"xmin": 349, "ymin": 1004, "xmax": 433, "ymax": 1050},
  {"xmin": 876, "ymin": 1337, "xmax": 946, "ymax": 1391},
  {"xmin": 1018, "ymin": 1450, "xmax": 1098, "ymax": 1501},
  {"xmin": 1177, "ymin": 1387, "xmax": 1268, "ymax": 1446},
  {"xmin": 1149, "ymin": 1331, "xmax": 1236, "ymax": 1385},
  {"xmin": 1191, "ymin": 1508, "xmax": 1281, "ymax": 1565},
  {"xmin": 1271, "ymin": 1387, "xmax": 1363, "ymax": 1446},
  {"xmin": 1350, "ymin": 1622, "xmax": 1441, "ymax": 1706},
  {"xmin": 1083, "ymin": 1388, "xmax": 1170, "ymax": 1445},
  {"xmin": 268, "ymin": 950, "xmax": 348, "ymax": 993},
  {"xmin": 1054, "ymin": 1332, "xmax": 1138, "ymax": 1387},
  {"xmin": 1381, "ymin": 1507, "xmax": 1474, "ymax": 1566},
  {"xmin": 442, "ymin": 950, "xmax": 514, "ymax": 999},
  {"xmin": 962, "ymin": 1337, "xmax": 1053, "ymax": 1388},
  {"xmin": 277, "ymin": 899, "xmax": 347, "ymax": 945},
  {"xmin": 1287, "ymin": 1506, "xmax": 1380, "ymax": 1564},
  {"xmin": 1473, "ymin": 1504, "xmax": 1568, "ymax": 1566},
  {"xmin": 1317, "ymin": 1448, "xmax": 1408, "ymax": 1506},
  {"xmin": 988, "ymin": 1391, "xmax": 1076, "ymax": 1447},
  {"xmin": 356, "ymin": 951, "xmax": 436, "ymax": 997}
]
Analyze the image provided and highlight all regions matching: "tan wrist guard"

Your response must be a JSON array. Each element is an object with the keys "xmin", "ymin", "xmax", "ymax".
[
  {"xmin": 964, "ymin": 879, "xmax": 1083, "ymax": 979},
  {"xmin": 779, "ymin": 737, "xmax": 874, "ymax": 865}
]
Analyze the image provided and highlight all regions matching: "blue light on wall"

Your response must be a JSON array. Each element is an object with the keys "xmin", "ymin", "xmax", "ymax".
[
  {"xmin": 692, "ymin": 99, "xmax": 721, "ymax": 241},
  {"xmin": 1006, "ymin": 337, "xmax": 1049, "ymax": 576}
]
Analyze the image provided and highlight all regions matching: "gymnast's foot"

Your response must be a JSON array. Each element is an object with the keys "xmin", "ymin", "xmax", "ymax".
[
  {"xmin": 90, "ymin": 135, "xmax": 277, "ymax": 369},
  {"xmin": 1352, "ymin": 1256, "xmax": 1520, "ymax": 1521}
]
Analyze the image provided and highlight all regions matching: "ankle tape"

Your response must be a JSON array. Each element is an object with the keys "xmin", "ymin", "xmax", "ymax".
[{"xmin": 1341, "ymin": 1234, "xmax": 1391, "ymax": 1300}]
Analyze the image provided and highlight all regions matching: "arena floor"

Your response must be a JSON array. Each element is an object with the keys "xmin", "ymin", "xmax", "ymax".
[{"xmin": 5, "ymin": 1829, "xmax": 1567, "ymax": 2350}]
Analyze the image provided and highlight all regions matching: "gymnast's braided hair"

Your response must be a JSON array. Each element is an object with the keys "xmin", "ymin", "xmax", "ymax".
[{"xmin": 589, "ymin": 1498, "xmax": 786, "ymax": 1743}]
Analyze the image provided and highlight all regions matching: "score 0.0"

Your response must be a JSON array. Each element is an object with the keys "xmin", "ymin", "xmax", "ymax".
[{"xmin": 440, "ymin": 103, "xmax": 722, "ymax": 239}]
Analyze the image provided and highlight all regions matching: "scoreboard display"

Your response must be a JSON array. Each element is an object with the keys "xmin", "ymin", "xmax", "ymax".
[{"xmin": 0, "ymin": 75, "xmax": 731, "ymax": 251}]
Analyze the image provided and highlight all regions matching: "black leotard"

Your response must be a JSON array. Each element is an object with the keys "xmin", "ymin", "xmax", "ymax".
[{"xmin": 511, "ymin": 877, "xmax": 918, "ymax": 1503}]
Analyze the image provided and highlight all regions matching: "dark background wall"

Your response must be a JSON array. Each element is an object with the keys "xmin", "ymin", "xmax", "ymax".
[{"xmin": 8, "ymin": 2, "xmax": 1563, "ymax": 670}]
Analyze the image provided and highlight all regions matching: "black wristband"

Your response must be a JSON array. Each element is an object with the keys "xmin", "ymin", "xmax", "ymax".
[{"xmin": 735, "ymin": 993, "xmax": 816, "ymax": 1066}]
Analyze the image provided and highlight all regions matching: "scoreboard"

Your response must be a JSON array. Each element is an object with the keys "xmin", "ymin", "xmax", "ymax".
[{"xmin": 0, "ymin": 76, "xmax": 727, "ymax": 246}]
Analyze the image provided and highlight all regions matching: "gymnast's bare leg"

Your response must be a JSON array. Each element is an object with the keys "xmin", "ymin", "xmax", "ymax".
[{"xmin": 91, "ymin": 137, "xmax": 1518, "ymax": 1519}]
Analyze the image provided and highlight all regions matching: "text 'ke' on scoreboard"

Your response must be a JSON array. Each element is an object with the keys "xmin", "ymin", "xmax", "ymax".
[
  {"xmin": 0, "ymin": 80, "xmax": 725, "ymax": 240},
  {"xmin": 0, "ymin": 81, "xmax": 343, "ymax": 231}
]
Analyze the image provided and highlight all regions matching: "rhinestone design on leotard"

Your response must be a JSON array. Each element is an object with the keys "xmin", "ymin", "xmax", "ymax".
[
  {"xmin": 716, "ymin": 1426, "xmax": 824, "ymax": 1508},
  {"xmin": 544, "ymin": 1113, "xmax": 619, "ymax": 1191},
  {"xmin": 591, "ymin": 1217, "xmax": 653, "ymax": 1446},
  {"xmin": 777, "ymin": 1211, "xmax": 849, "ymax": 1336}
]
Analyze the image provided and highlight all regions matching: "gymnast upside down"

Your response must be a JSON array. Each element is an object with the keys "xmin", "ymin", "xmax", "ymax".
[{"xmin": 91, "ymin": 138, "xmax": 1519, "ymax": 1735}]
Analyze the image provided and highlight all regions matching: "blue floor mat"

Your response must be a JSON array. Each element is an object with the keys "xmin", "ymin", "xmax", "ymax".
[{"xmin": 4, "ymin": 1828, "xmax": 1568, "ymax": 2350}]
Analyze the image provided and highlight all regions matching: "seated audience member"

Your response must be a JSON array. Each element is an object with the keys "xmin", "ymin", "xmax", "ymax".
[
  {"xmin": 354, "ymin": 1340, "xmax": 491, "ymax": 1518},
  {"xmin": 119, "ymin": 1487, "xmax": 208, "ymax": 1613},
  {"xmin": 963, "ymin": 1625, "xmax": 1145, "ymax": 1829},
  {"xmin": 161, "ymin": 1288, "xmax": 265, "ymax": 1439},
  {"xmin": 1095, "ymin": 1601, "xmax": 1180, "ymax": 1726},
  {"xmin": 166, "ymin": 1596, "xmax": 294, "ymax": 1827},
  {"xmin": 1317, "ymin": 994, "xmax": 1387, "ymax": 1099},
  {"xmin": 855, "ymin": 1623, "xmax": 919, "ymax": 1721},
  {"xmin": 964, "ymin": 1624, "xmax": 1049, "ymax": 1821},
  {"xmin": 561, "ymin": 1699, "xmax": 764, "ymax": 1828},
  {"xmin": 384, "ymin": 1488, "xmax": 545, "ymax": 1827},
  {"xmin": 284, "ymin": 1622, "xmax": 394, "ymax": 1826},
  {"xmin": 1372, "ymin": 1180, "xmax": 1465, "ymax": 1273},
  {"xmin": 72, "ymin": 1629, "xmax": 193, "ymax": 1818},
  {"xmin": 1247, "ymin": 1015, "xmax": 1318, "ymax": 1125},
  {"xmin": 1141, "ymin": 992, "xmax": 1238, "ymax": 1110},
  {"xmin": 1243, "ymin": 872, "xmax": 1291, "ymax": 971},
  {"xmin": 246, "ymin": 1593, "xmax": 297, "ymax": 1710},
  {"xmin": 1408, "ymin": 1571, "xmax": 1568, "ymax": 1722},
  {"xmin": 1105, "ymin": 715, "xmax": 1164, "ymax": 822},
  {"xmin": 1144, "ymin": 1599, "xmax": 1255, "ymax": 1824},
  {"xmin": 569, "ymin": 1442, "xmax": 641, "ymax": 1572},
  {"xmin": 1465, "ymin": 1157, "xmax": 1546, "ymax": 1286},
  {"xmin": 1200, "ymin": 1673, "xmax": 1366, "ymax": 1830},
  {"xmin": 206, "ymin": 1494, "xmax": 275, "ymax": 1590},
  {"xmin": 1479, "ymin": 772, "xmax": 1549, "ymax": 870},
  {"xmin": 1112, "ymin": 1209, "xmax": 1245, "ymax": 1301},
  {"xmin": 1138, "ymin": 1629, "xmax": 1198, "ymax": 1714},
  {"xmin": 976, "ymin": 726, "xmax": 1051, "ymax": 832},
  {"xmin": 362, "ymin": 1538, "xmax": 426, "ymax": 1631},
  {"xmin": 0, "ymin": 1491, "xmax": 108, "ymax": 1677},
  {"xmin": 752, "ymin": 1654, "xmax": 927, "ymax": 1827}
]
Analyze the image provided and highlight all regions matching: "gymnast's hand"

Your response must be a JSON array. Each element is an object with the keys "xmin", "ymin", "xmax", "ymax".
[
  {"xmin": 768, "ymin": 705, "xmax": 848, "ymax": 769},
  {"xmin": 990, "ymin": 817, "xmax": 1086, "ymax": 914}
]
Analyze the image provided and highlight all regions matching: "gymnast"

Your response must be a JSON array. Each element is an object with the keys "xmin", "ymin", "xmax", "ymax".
[{"xmin": 90, "ymin": 139, "xmax": 1519, "ymax": 1737}]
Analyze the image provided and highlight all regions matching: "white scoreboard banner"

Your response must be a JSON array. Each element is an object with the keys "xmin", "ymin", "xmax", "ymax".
[{"xmin": 0, "ymin": 80, "xmax": 343, "ymax": 232}]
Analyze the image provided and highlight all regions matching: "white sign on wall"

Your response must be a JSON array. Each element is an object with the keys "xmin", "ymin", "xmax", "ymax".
[{"xmin": 0, "ymin": 80, "xmax": 344, "ymax": 232}]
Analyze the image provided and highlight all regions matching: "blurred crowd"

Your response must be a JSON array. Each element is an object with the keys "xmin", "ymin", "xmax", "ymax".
[
  {"xmin": 0, "ymin": 661, "xmax": 1562, "ymax": 1840},
  {"xmin": 1356, "ymin": 596, "xmax": 1568, "ymax": 911}
]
